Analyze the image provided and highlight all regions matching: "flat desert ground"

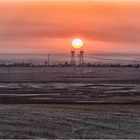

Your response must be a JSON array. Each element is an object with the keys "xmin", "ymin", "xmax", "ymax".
[{"xmin": 0, "ymin": 67, "xmax": 140, "ymax": 139}]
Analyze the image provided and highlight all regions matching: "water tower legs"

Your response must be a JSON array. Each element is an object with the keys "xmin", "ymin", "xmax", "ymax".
[
  {"xmin": 79, "ymin": 49, "xmax": 84, "ymax": 65},
  {"xmin": 71, "ymin": 49, "xmax": 76, "ymax": 65},
  {"xmin": 71, "ymin": 48, "xmax": 84, "ymax": 66}
]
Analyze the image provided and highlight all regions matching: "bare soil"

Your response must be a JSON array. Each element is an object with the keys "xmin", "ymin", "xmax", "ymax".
[
  {"xmin": 0, "ymin": 104, "xmax": 139, "ymax": 139},
  {"xmin": 0, "ymin": 67, "xmax": 140, "ymax": 138}
]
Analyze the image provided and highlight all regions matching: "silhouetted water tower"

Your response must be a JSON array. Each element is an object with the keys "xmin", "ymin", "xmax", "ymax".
[{"xmin": 71, "ymin": 39, "xmax": 84, "ymax": 65}]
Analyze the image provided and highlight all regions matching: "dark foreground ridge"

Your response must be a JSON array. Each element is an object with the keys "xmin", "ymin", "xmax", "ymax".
[{"xmin": 0, "ymin": 96, "xmax": 140, "ymax": 105}]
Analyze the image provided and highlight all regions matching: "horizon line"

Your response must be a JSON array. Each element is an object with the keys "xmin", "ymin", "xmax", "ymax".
[{"xmin": 0, "ymin": 53, "xmax": 140, "ymax": 55}]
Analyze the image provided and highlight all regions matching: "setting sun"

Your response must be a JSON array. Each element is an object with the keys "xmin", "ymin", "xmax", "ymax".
[{"xmin": 72, "ymin": 39, "xmax": 83, "ymax": 49}]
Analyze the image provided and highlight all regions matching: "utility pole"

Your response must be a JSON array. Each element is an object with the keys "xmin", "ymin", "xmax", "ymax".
[{"xmin": 48, "ymin": 54, "xmax": 50, "ymax": 66}]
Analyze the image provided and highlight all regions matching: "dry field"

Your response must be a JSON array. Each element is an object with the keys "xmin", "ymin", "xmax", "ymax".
[
  {"xmin": 0, "ymin": 67, "xmax": 140, "ymax": 138},
  {"xmin": 0, "ymin": 67, "xmax": 140, "ymax": 83},
  {"xmin": 0, "ymin": 104, "xmax": 140, "ymax": 139}
]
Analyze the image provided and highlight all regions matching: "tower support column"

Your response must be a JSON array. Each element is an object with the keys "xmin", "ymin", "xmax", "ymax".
[
  {"xmin": 79, "ymin": 49, "xmax": 84, "ymax": 65},
  {"xmin": 71, "ymin": 49, "xmax": 75, "ymax": 65}
]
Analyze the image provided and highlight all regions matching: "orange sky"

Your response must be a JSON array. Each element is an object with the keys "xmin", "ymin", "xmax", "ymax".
[{"xmin": 0, "ymin": 0, "xmax": 140, "ymax": 54}]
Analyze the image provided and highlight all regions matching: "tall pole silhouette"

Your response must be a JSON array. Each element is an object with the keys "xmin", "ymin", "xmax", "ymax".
[
  {"xmin": 71, "ymin": 49, "xmax": 76, "ymax": 65},
  {"xmin": 48, "ymin": 54, "xmax": 50, "ymax": 66},
  {"xmin": 79, "ymin": 48, "xmax": 84, "ymax": 65}
]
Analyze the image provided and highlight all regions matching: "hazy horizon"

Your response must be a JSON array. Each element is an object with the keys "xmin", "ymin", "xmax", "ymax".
[{"xmin": 0, "ymin": 53, "xmax": 140, "ymax": 65}]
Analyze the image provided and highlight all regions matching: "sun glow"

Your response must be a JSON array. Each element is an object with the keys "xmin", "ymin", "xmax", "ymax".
[{"xmin": 72, "ymin": 39, "xmax": 83, "ymax": 49}]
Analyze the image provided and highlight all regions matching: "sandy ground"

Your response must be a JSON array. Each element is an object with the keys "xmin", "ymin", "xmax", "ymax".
[
  {"xmin": 0, "ymin": 104, "xmax": 140, "ymax": 139},
  {"xmin": 0, "ymin": 67, "xmax": 140, "ymax": 138}
]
